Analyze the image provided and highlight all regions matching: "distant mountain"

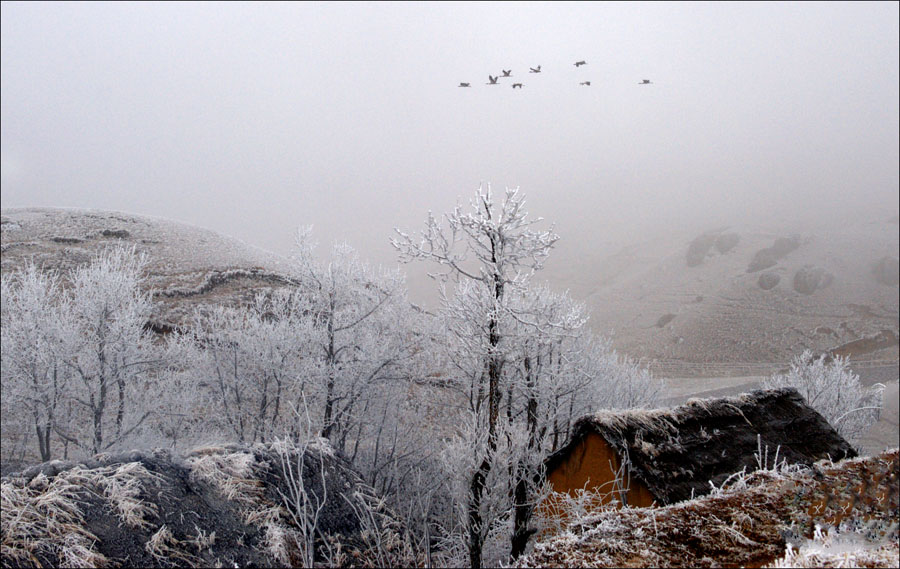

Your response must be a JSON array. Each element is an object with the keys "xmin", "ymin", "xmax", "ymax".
[
  {"xmin": 1, "ymin": 208, "xmax": 296, "ymax": 330},
  {"xmin": 542, "ymin": 218, "xmax": 899, "ymax": 372}
]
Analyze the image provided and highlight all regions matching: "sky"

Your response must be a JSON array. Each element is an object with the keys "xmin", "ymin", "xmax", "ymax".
[{"xmin": 2, "ymin": 1, "xmax": 899, "ymax": 288}]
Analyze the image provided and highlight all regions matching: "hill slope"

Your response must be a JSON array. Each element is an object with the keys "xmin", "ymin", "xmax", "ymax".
[
  {"xmin": 1, "ymin": 207, "xmax": 296, "ymax": 328},
  {"xmin": 4, "ymin": 208, "xmax": 898, "ymax": 369},
  {"xmin": 544, "ymin": 218, "xmax": 899, "ymax": 371}
]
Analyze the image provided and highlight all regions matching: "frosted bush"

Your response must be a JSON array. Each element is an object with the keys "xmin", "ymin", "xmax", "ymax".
[{"xmin": 763, "ymin": 351, "xmax": 883, "ymax": 447}]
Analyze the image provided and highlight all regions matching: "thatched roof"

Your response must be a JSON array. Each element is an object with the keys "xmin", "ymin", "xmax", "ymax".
[{"xmin": 546, "ymin": 387, "xmax": 856, "ymax": 505}]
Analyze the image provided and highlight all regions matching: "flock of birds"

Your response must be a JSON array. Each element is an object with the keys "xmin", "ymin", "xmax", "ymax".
[{"xmin": 457, "ymin": 60, "xmax": 652, "ymax": 89}]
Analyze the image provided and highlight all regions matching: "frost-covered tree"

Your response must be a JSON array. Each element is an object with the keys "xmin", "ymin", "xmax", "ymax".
[
  {"xmin": 192, "ymin": 291, "xmax": 309, "ymax": 444},
  {"xmin": 291, "ymin": 228, "xmax": 420, "ymax": 447},
  {"xmin": 54, "ymin": 248, "xmax": 166, "ymax": 455},
  {"xmin": 763, "ymin": 350, "xmax": 883, "ymax": 447},
  {"xmin": 1, "ymin": 265, "xmax": 70, "ymax": 461},
  {"xmin": 394, "ymin": 185, "xmax": 664, "ymax": 566},
  {"xmin": 394, "ymin": 184, "xmax": 559, "ymax": 568},
  {"xmin": 2, "ymin": 248, "xmax": 171, "ymax": 460}
]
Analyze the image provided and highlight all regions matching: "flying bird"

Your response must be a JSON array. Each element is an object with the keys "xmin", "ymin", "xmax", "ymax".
[
  {"xmin": 459, "ymin": 82, "xmax": 471, "ymax": 87},
  {"xmin": 580, "ymin": 81, "xmax": 591, "ymax": 86},
  {"xmin": 639, "ymin": 79, "xmax": 653, "ymax": 84},
  {"xmin": 512, "ymin": 83, "xmax": 523, "ymax": 89},
  {"xmin": 574, "ymin": 60, "xmax": 587, "ymax": 67},
  {"xmin": 487, "ymin": 75, "xmax": 499, "ymax": 85},
  {"xmin": 501, "ymin": 69, "xmax": 512, "ymax": 77},
  {"xmin": 529, "ymin": 65, "xmax": 541, "ymax": 73}
]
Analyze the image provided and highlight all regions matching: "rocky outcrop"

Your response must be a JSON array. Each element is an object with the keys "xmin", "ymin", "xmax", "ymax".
[
  {"xmin": 686, "ymin": 234, "xmax": 717, "ymax": 267},
  {"xmin": 687, "ymin": 231, "xmax": 741, "ymax": 267},
  {"xmin": 872, "ymin": 256, "xmax": 899, "ymax": 286},
  {"xmin": 747, "ymin": 236, "xmax": 802, "ymax": 273},
  {"xmin": 657, "ymin": 313, "xmax": 676, "ymax": 328},
  {"xmin": 714, "ymin": 232, "xmax": 740, "ymax": 254},
  {"xmin": 100, "ymin": 228, "xmax": 130, "ymax": 239},
  {"xmin": 793, "ymin": 265, "xmax": 833, "ymax": 295},
  {"xmin": 758, "ymin": 272, "xmax": 781, "ymax": 290}
]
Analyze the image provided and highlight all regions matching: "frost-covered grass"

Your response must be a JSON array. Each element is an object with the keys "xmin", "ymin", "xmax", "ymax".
[
  {"xmin": 1, "ymin": 460, "xmax": 165, "ymax": 567},
  {"xmin": 95, "ymin": 462, "xmax": 162, "ymax": 530},
  {"xmin": 2, "ymin": 442, "xmax": 408, "ymax": 568},
  {"xmin": 185, "ymin": 445, "xmax": 304, "ymax": 564},
  {"xmin": 518, "ymin": 449, "xmax": 899, "ymax": 568},
  {"xmin": 186, "ymin": 447, "xmax": 265, "ymax": 509},
  {"xmin": 768, "ymin": 523, "xmax": 899, "ymax": 568}
]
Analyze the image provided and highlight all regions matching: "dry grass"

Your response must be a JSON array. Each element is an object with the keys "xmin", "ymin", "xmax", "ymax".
[
  {"xmin": 2, "ymin": 460, "xmax": 164, "ymax": 568},
  {"xmin": 185, "ymin": 446, "xmax": 299, "ymax": 564},
  {"xmin": 94, "ymin": 462, "xmax": 162, "ymax": 530},
  {"xmin": 185, "ymin": 525, "xmax": 216, "ymax": 553},
  {"xmin": 1, "ymin": 470, "xmax": 107, "ymax": 568},
  {"xmin": 185, "ymin": 450, "xmax": 265, "ymax": 509},
  {"xmin": 144, "ymin": 524, "xmax": 199, "ymax": 565}
]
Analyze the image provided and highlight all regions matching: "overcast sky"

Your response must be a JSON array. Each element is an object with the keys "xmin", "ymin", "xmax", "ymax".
[{"xmin": 2, "ymin": 2, "xmax": 898, "ymax": 275}]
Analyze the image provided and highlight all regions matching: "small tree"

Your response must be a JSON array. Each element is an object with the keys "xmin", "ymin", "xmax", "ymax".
[
  {"xmin": 56, "ymin": 247, "xmax": 164, "ymax": 455},
  {"xmin": 2, "ymin": 247, "xmax": 171, "ymax": 459},
  {"xmin": 292, "ymin": 228, "xmax": 417, "ymax": 447},
  {"xmin": 763, "ymin": 350, "xmax": 883, "ymax": 447},
  {"xmin": 1, "ymin": 265, "xmax": 70, "ymax": 461},
  {"xmin": 193, "ymin": 291, "xmax": 308, "ymax": 444}
]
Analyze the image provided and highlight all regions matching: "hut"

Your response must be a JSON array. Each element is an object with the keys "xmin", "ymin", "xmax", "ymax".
[{"xmin": 545, "ymin": 387, "xmax": 856, "ymax": 508}]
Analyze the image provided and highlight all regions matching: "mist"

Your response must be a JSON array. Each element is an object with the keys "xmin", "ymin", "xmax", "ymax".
[{"xmin": 2, "ymin": 1, "xmax": 898, "ymax": 288}]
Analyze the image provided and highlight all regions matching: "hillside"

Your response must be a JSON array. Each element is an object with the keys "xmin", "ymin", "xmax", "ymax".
[
  {"xmin": 544, "ymin": 218, "xmax": 899, "ymax": 372},
  {"xmin": 1, "ymin": 208, "xmax": 296, "ymax": 328}
]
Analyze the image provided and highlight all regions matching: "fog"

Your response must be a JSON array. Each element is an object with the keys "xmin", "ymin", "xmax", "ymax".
[{"xmin": 2, "ymin": 2, "xmax": 898, "ymax": 295}]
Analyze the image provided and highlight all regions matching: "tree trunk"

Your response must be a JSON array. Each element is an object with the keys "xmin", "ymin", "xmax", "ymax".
[
  {"xmin": 468, "ymin": 456, "xmax": 491, "ymax": 569},
  {"xmin": 322, "ymin": 306, "xmax": 337, "ymax": 440},
  {"xmin": 511, "ymin": 354, "xmax": 540, "ymax": 559},
  {"xmin": 510, "ymin": 471, "xmax": 535, "ymax": 559}
]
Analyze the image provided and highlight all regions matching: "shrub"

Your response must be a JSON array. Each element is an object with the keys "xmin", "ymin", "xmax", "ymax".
[{"xmin": 763, "ymin": 351, "xmax": 883, "ymax": 447}]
